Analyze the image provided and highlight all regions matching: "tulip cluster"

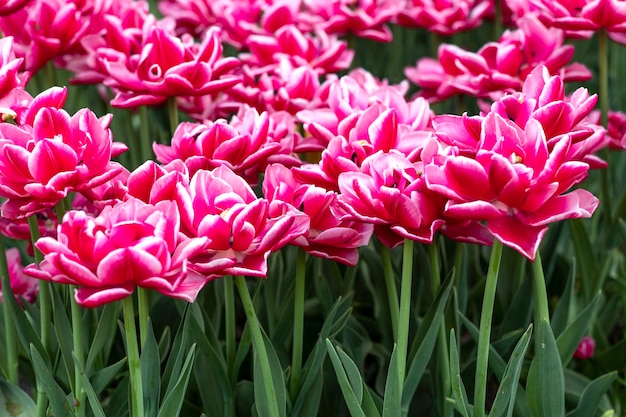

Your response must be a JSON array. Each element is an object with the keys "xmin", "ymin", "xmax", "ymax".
[{"xmin": 0, "ymin": 2, "xmax": 619, "ymax": 416}]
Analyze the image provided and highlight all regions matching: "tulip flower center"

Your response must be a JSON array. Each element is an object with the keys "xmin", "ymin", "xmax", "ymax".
[{"xmin": 148, "ymin": 64, "xmax": 162, "ymax": 80}]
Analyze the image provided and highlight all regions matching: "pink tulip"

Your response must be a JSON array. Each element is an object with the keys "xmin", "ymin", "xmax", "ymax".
[
  {"xmin": 0, "ymin": 87, "xmax": 125, "ymax": 219},
  {"xmin": 101, "ymin": 25, "xmax": 241, "ymax": 108},
  {"xmin": 396, "ymin": 0, "xmax": 492, "ymax": 36},
  {"xmin": 300, "ymin": 0, "xmax": 399, "ymax": 42},
  {"xmin": 489, "ymin": 66, "xmax": 608, "ymax": 167},
  {"xmin": 297, "ymin": 70, "xmax": 430, "ymax": 151},
  {"xmin": 0, "ymin": 37, "xmax": 30, "ymax": 101},
  {"xmin": 264, "ymin": 164, "xmax": 373, "ymax": 265},
  {"xmin": 338, "ymin": 151, "xmax": 446, "ymax": 248},
  {"xmin": 573, "ymin": 336, "xmax": 596, "ymax": 359},
  {"xmin": 184, "ymin": 166, "xmax": 309, "ymax": 277},
  {"xmin": 25, "ymin": 198, "xmax": 209, "ymax": 307},
  {"xmin": 242, "ymin": 25, "xmax": 353, "ymax": 74},
  {"xmin": 230, "ymin": 57, "xmax": 328, "ymax": 114},
  {"xmin": 63, "ymin": 1, "xmax": 153, "ymax": 85},
  {"xmin": 533, "ymin": 0, "xmax": 626, "ymax": 43},
  {"xmin": 588, "ymin": 110, "xmax": 626, "ymax": 150},
  {"xmin": 1, "ymin": 248, "xmax": 38, "ymax": 304},
  {"xmin": 153, "ymin": 107, "xmax": 301, "ymax": 185},
  {"xmin": 424, "ymin": 112, "xmax": 599, "ymax": 260},
  {"xmin": 0, "ymin": 0, "xmax": 89, "ymax": 73},
  {"xmin": 406, "ymin": 15, "xmax": 591, "ymax": 102}
]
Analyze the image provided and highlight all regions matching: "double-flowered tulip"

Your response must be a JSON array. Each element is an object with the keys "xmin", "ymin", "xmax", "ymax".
[{"xmin": 25, "ymin": 198, "xmax": 209, "ymax": 307}]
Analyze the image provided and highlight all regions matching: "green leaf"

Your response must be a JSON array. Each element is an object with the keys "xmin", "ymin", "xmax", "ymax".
[
  {"xmin": 253, "ymin": 331, "xmax": 287, "ymax": 417},
  {"xmin": 402, "ymin": 272, "xmax": 454, "ymax": 409},
  {"xmin": 566, "ymin": 372, "xmax": 617, "ymax": 417},
  {"xmin": 362, "ymin": 385, "xmax": 382, "ymax": 417},
  {"xmin": 569, "ymin": 219, "xmax": 598, "ymax": 301},
  {"xmin": 51, "ymin": 285, "xmax": 76, "ymax": 389},
  {"xmin": 527, "ymin": 319, "xmax": 565, "ymax": 417},
  {"xmin": 30, "ymin": 344, "xmax": 72, "ymax": 417},
  {"xmin": 488, "ymin": 324, "xmax": 533, "ymax": 417},
  {"xmin": 86, "ymin": 303, "xmax": 120, "ymax": 371},
  {"xmin": 448, "ymin": 330, "xmax": 471, "ymax": 417},
  {"xmin": 0, "ymin": 379, "xmax": 36, "ymax": 417},
  {"xmin": 156, "ymin": 344, "xmax": 196, "ymax": 417},
  {"xmin": 290, "ymin": 369, "xmax": 323, "ymax": 417},
  {"xmin": 458, "ymin": 313, "xmax": 532, "ymax": 417},
  {"xmin": 141, "ymin": 319, "xmax": 161, "ymax": 417},
  {"xmin": 382, "ymin": 345, "xmax": 401, "ymax": 417},
  {"xmin": 162, "ymin": 304, "xmax": 190, "ymax": 399},
  {"xmin": 0, "ymin": 275, "xmax": 48, "ymax": 362},
  {"xmin": 325, "ymin": 339, "xmax": 367, "ymax": 417},
  {"xmin": 550, "ymin": 260, "xmax": 576, "ymax": 338},
  {"xmin": 91, "ymin": 357, "xmax": 127, "ymax": 395},
  {"xmin": 293, "ymin": 296, "xmax": 353, "ymax": 415},
  {"xmin": 555, "ymin": 293, "xmax": 600, "ymax": 366},
  {"xmin": 73, "ymin": 354, "xmax": 106, "ymax": 417}
]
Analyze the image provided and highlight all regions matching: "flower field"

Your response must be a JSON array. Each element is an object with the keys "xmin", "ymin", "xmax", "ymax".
[{"xmin": 0, "ymin": 1, "xmax": 625, "ymax": 416}]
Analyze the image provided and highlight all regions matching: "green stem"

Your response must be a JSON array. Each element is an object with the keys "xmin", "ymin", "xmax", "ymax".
[
  {"xmin": 71, "ymin": 284, "xmax": 85, "ymax": 417},
  {"xmin": 137, "ymin": 288, "xmax": 149, "ymax": 347},
  {"xmin": 138, "ymin": 106, "xmax": 153, "ymax": 164},
  {"xmin": 290, "ymin": 248, "xmax": 307, "ymax": 399},
  {"xmin": 224, "ymin": 276, "xmax": 236, "ymax": 377},
  {"xmin": 0, "ymin": 237, "xmax": 18, "ymax": 384},
  {"xmin": 122, "ymin": 295, "xmax": 144, "ymax": 417},
  {"xmin": 168, "ymin": 97, "xmax": 179, "ymax": 138},
  {"xmin": 429, "ymin": 244, "xmax": 452, "ymax": 417},
  {"xmin": 380, "ymin": 245, "xmax": 400, "ymax": 341},
  {"xmin": 235, "ymin": 276, "xmax": 279, "ymax": 417},
  {"xmin": 473, "ymin": 240, "xmax": 504, "ymax": 417},
  {"xmin": 397, "ymin": 238, "xmax": 415, "ymax": 385},
  {"xmin": 28, "ymin": 215, "xmax": 50, "ymax": 417},
  {"xmin": 531, "ymin": 253, "xmax": 550, "ymax": 325}
]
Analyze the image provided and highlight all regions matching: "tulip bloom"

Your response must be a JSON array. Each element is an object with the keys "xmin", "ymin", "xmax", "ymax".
[
  {"xmin": 264, "ymin": 164, "xmax": 373, "ymax": 265},
  {"xmin": 0, "ymin": 87, "xmax": 125, "ymax": 219},
  {"xmin": 1, "ymin": 248, "xmax": 38, "ymax": 304},
  {"xmin": 102, "ymin": 25, "xmax": 241, "ymax": 108},
  {"xmin": 424, "ymin": 112, "xmax": 599, "ymax": 260},
  {"xmin": 0, "ymin": 0, "xmax": 89, "ymax": 72},
  {"xmin": 533, "ymin": 0, "xmax": 626, "ymax": 42},
  {"xmin": 406, "ymin": 15, "xmax": 591, "ymax": 102},
  {"xmin": 395, "ymin": 0, "xmax": 492, "ymax": 36},
  {"xmin": 25, "ymin": 198, "xmax": 209, "ymax": 307},
  {"xmin": 184, "ymin": 166, "xmax": 310, "ymax": 277},
  {"xmin": 338, "ymin": 151, "xmax": 446, "ymax": 248},
  {"xmin": 242, "ymin": 25, "xmax": 354, "ymax": 74},
  {"xmin": 153, "ymin": 107, "xmax": 301, "ymax": 185}
]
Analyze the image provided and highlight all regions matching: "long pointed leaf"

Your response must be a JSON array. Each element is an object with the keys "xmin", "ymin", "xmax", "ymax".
[
  {"xmin": 488, "ymin": 324, "xmax": 533, "ymax": 417},
  {"xmin": 382, "ymin": 345, "xmax": 400, "ymax": 417},
  {"xmin": 253, "ymin": 331, "xmax": 287, "ymax": 417},
  {"xmin": 527, "ymin": 319, "xmax": 565, "ymax": 417},
  {"xmin": 156, "ymin": 344, "xmax": 196, "ymax": 417},
  {"xmin": 30, "ymin": 344, "xmax": 72, "ymax": 417},
  {"xmin": 448, "ymin": 330, "xmax": 471, "ymax": 417},
  {"xmin": 402, "ymin": 272, "xmax": 454, "ymax": 410},
  {"xmin": 141, "ymin": 319, "xmax": 161, "ymax": 417},
  {"xmin": 567, "ymin": 372, "xmax": 617, "ymax": 417},
  {"xmin": 325, "ymin": 339, "xmax": 367, "ymax": 417}
]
